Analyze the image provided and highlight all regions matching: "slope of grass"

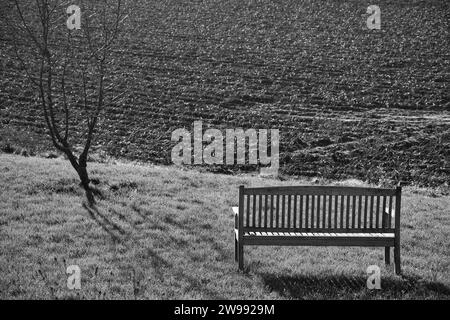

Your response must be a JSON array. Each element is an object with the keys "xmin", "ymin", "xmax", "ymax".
[{"xmin": 0, "ymin": 153, "xmax": 449, "ymax": 299}]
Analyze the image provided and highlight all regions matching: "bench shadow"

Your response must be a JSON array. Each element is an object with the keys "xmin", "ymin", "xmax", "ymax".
[{"xmin": 259, "ymin": 272, "xmax": 450, "ymax": 299}]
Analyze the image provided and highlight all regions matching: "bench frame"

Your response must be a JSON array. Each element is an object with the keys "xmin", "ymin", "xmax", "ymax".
[{"xmin": 234, "ymin": 185, "xmax": 402, "ymax": 274}]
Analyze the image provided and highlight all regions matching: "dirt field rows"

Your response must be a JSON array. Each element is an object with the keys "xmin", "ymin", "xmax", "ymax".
[{"xmin": 0, "ymin": 0, "xmax": 449, "ymax": 186}]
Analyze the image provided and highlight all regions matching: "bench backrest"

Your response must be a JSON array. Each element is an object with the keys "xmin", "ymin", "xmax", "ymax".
[{"xmin": 238, "ymin": 186, "xmax": 401, "ymax": 233}]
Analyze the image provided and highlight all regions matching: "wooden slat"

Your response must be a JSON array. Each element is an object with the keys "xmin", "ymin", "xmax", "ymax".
[
  {"xmin": 281, "ymin": 195, "xmax": 286, "ymax": 228},
  {"xmin": 243, "ymin": 186, "xmax": 397, "ymax": 196},
  {"xmin": 322, "ymin": 195, "xmax": 326, "ymax": 228},
  {"xmin": 340, "ymin": 195, "xmax": 344, "ymax": 229},
  {"xmin": 376, "ymin": 195, "xmax": 380, "ymax": 229},
  {"xmin": 328, "ymin": 195, "xmax": 332, "ymax": 228},
  {"xmin": 293, "ymin": 195, "xmax": 297, "ymax": 228},
  {"xmin": 382, "ymin": 195, "xmax": 387, "ymax": 229},
  {"xmin": 270, "ymin": 194, "xmax": 274, "ymax": 228},
  {"xmin": 242, "ymin": 231, "xmax": 396, "ymax": 237},
  {"xmin": 258, "ymin": 194, "xmax": 262, "ymax": 227},
  {"xmin": 358, "ymin": 195, "xmax": 362, "ymax": 228},
  {"xmin": 388, "ymin": 195, "xmax": 393, "ymax": 228},
  {"xmin": 311, "ymin": 195, "xmax": 315, "ymax": 228},
  {"xmin": 364, "ymin": 195, "xmax": 368, "ymax": 229},
  {"xmin": 370, "ymin": 195, "xmax": 374, "ymax": 229},
  {"xmin": 276, "ymin": 194, "xmax": 280, "ymax": 228},
  {"xmin": 352, "ymin": 195, "xmax": 356, "ymax": 228},
  {"xmin": 334, "ymin": 195, "xmax": 338, "ymax": 228},
  {"xmin": 252, "ymin": 194, "xmax": 256, "ymax": 227},
  {"xmin": 317, "ymin": 194, "xmax": 321, "ymax": 228},
  {"xmin": 299, "ymin": 195, "xmax": 304, "ymax": 229},
  {"xmin": 305, "ymin": 195, "xmax": 309, "ymax": 229},
  {"xmin": 287, "ymin": 195, "xmax": 292, "ymax": 228},
  {"xmin": 269, "ymin": 194, "xmax": 273, "ymax": 227},
  {"xmin": 328, "ymin": 196, "xmax": 333, "ymax": 228},
  {"xmin": 346, "ymin": 195, "xmax": 350, "ymax": 229},
  {"xmin": 246, "ymin": 195, "xmax": 250, "ymax": 227},
  {"xmin": 243, "ymin": 227, "xmax": 396, "ymax": 233},
  {"xmin": 264, "ymin": 195, "xmax": 268, "ymax": 228},
  {"xmin": 243, "ymin": 236, "xmax": 395, "ymax": 247},
  {"xmin": 242, "ymin": 231, "xmax": 396, "ymax": 238}
]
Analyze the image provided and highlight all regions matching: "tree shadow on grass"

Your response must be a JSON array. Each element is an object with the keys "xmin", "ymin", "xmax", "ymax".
[
  {"xmin": 86, "ymin": 200, "xmax": 226, "ymax": 299},
  {"xmin": 129, "ymin": 202, "xmax": 232, "ymax": 261},
  {"xmin": 142, "ymin": 246, "xmax": 223, "ymax": 299},
  {"xmin": 130, "ymin": 203, "xmax": 229, "ymax": 298},
  {"xmin": 258, "ymin": 272, "xmax": 450, "ymax": 299},
  {"xmin": 130, "ymin": 204, "xmax": 152, "ymax": 221},
  {"xmin": 83, "ymin": 203, "xmax": 128, "ymax": 243}
]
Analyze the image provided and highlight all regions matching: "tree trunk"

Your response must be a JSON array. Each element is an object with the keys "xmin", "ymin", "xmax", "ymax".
[{"xmin": 77, "ymin": 164, "xmax": 95, "ymax": 206}]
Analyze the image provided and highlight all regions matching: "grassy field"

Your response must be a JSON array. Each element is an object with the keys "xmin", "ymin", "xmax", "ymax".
[
  {"xmin": 0, "ymin": 153, "xmax": 449, "ymax": 299},
  {"xmin": 1, "ymin": 0, "xmax": 449, "ymax": 187}
]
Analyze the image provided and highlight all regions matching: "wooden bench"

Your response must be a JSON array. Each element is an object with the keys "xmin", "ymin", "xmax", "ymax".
[{"xmin": 233, "ymin": 185, "xmax": 402, "ymax": 274}]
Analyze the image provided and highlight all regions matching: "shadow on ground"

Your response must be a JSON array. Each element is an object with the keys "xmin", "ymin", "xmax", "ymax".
[
  {"xmin": 82, "ymin": 201, "xmax": 228, "ymax": 299},
  {"xmin": 83, "ymin": 203, "xmax": 128, "ymax": 243},
  {"xmin": 259, "ymin": 273, "xmax": 450, "ymax": 299}
]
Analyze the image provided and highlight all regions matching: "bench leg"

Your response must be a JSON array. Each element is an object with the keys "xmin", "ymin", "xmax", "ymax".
[
  {"xmin": 394, "ymin": 243, "xmax": 401, "ymax": 275},
  {"xmin": 385, "ymin": 247, "xmax": 390, "ymax": 265},
  {"xmin": 238, "ymin": 243, "xmax": 244, "ymax": 271}
]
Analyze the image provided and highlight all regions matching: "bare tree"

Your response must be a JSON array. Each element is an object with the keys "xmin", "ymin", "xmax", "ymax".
[{"xmin": 2, "ymin": 0, "xmax": 129, "ymax": 206}]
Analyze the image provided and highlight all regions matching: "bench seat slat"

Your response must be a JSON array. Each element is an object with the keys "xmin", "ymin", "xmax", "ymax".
[
  {"xmin": 243, "ymin": 232, "xmax": 395, "ymax": 238},
  {"xmin": 243, "ymin": 227, "xmax": 396, "ymax": 233}
]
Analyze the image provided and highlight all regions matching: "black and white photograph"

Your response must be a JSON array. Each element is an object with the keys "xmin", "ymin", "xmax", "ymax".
[{"xmin": 0, "ymin": 0, "xmax": 448, "ymax": 307}]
